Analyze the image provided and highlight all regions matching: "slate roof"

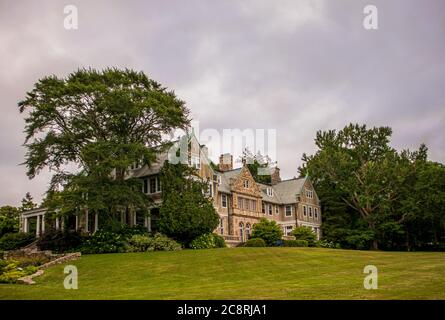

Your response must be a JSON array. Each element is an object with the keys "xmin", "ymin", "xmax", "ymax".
[{"xmin": 217, "ymin": 168, "xmax": 307, "ymax": 204}]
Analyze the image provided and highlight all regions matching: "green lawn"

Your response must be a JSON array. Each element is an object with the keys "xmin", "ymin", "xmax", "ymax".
[{"xmin": 1, "ymin": 247, "xmax": 444, "ymax": 299}]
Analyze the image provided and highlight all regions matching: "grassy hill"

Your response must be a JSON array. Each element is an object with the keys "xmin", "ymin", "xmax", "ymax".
[{"xmin": 1, "ymin": 247, "xmax": 444, "ymax": 299}]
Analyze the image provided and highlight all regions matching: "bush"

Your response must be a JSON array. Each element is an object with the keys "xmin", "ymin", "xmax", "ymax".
[
  {"xmin": 317, "ymin": 239, "xmax": 340, "ymax": 249},
  {"xmin": 126, "ymin": 234, "xmax": 153, "ymax": 252},
  {"xmin": 37, "ymin": 230, "xmax": 83, "ymax": 253},
  {"xmin": 291, "ymin": 226, "xmax": 317, "ymax": 247},
  {"xmin": 79, "ymin": 231, "xmax": 127, "ymax": 254},
  {"xmin": 148, "ymin": 233, "xmax": 182, "ymax": 251},
  {"xmin": 244, "ymin": 238, "xmax": 266, "ymax": 247},
  {"xmin": 283, "ymin": 239, "xmax": 308, "ymax": 247},
  {"xmin": 189, "ymin": 233, "xmax": 226, "ymax": 249},
  {"xmin": 0, "ymin": 259, "xmax": 38, "ymax": 284},
  {"xmin": 251, "ymin": 218, "xmax": 283, "ymax": 246},
  {"xmin": 0, "ymin": 232, "xmax": 35, "ymax": 251}
]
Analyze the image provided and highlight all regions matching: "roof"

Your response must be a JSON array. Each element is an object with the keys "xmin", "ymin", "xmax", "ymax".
[
  {"xmin": 218, "ymin": 168, "xmax": 242, "ymax": 193},
  {"xmin": 217, "ymin": 167, "xmax": 307, "ymax": 204},
  {"xmin": 271, "ymin": 178, "xmax": 306, "ymax": 204}
]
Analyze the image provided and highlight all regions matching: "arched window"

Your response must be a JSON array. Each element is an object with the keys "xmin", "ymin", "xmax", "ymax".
[
  {"xmin": 239, "ymin": 222, "xmax": 244, "ymax": 242},
  {"xmin": 246, "ymin": 223, "xmax": 251, "ymax": 239}
]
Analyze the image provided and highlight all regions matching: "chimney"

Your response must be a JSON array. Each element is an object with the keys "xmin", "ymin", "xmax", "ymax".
[
  {"xmin": 219, "ymin": 153, "xmax": 233, "ymax": 171},
  {"xmin": 271, "ymin": 167, "xmax": 281, "ymax": 185}
]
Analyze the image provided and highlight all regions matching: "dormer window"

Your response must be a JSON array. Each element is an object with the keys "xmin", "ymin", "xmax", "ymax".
[
  {"xmin": 191, "ymin": 155, "xmax": 200, "ymax": 169},
  {"xmin": 306, "ymin": 189, "xmax": 314, "ymax": 199},
  {"xmin": 243, "ymin": 180, "xmax": 249, "ymax": 188},
  {"xmin": 266, "ymin": 187, "xmax": 273, "ymax": 197}
]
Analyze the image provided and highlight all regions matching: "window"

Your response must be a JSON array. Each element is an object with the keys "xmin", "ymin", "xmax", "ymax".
[
  {"xmin": 238, "ymin": 196, "xmax": 243, "ymax": 210},
  {"xmin": 252, "ymin": 200, "xmax": 257, "ymax": 212},
  {"xmin": 150, "ymin": 177, "xmax": 157, "ymax": 194},
  {"xmin": 156, "ymin": 177, "xmax": 161, "ymax": 192},
  {"xmin": 275, "ymin": 205, "xmax": 279, "ymax": 214},
  {"xmin": 191, "ymin": 155, "xmax": 200, "ymax": 169},
  {"xmin": 306, "ymin": 189, "xmax": 314, "ymax": 199},
  {"xmin": 243, "ymin": 180, "xmax": 249, "ymax": 188},
  {"xmin": 309, "ymin": 207, "xmax": 313, "ymax": 217},
  {"xmin": 268, "ymin": 204, "xmax": 273, "ymax": 215},
  {"xmin": 266, "ymin": 187, "xmax": 273, "ymax": 197},
  {"xmin": 262, "ymin": 202, "xmax": 265, "ymax": 214},
  {"xmin": 285, "ymin": 206, "xmax": 292, "ymax": 217},
  {"xmin": 246, "ymin": 223, "xmax": 251, "ymax": 239},
  {"xmin": 220, "ymin": 218, "xmax": 224, "ymax": 235},
  {"xmin": 303, "ymin": 205, "xmax": 307, "ymax": 216},
  {"xmin": 285, "ymin": 225, "xmax": 293, "ymax": 236},
  {"xmin": 244, "ymin": 198, "xmax": 250, "ymax": 211},
  {"xmin": 239, "ymin": 222, "xmax": 244, "ymax": 242},
  {"xmin": 143, "ymin": 179, "xmax": 148, "ymax": 194},
  {"xmin": 208, "ymin": 183, "xmax": 213, "ymax": 197},
  {"xmin": 315, "ymin": 208, "xmax": 318, "ymax": 218},
  {"xmin": 221, "ymin": 194, "xmax": 227, "ymax": 208}
]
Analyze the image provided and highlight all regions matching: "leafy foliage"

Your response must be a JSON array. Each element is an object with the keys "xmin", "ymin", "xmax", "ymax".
[
  {"xmin": 189, "ymin": 233, "xmax": 226, "ymax": 249},
  {"xmin": 79, "ymin": 231, "xmax": 127, "ymax": 254},
  {"xmin": 244, "ymin": 238, "xmax": 266, "ymax": 247},
  {"xmin": 251, "ymin": 218, "xmax": 283, "ymax": 246},
  {"xmin": 37, "ymin": 230, "xmax": 83, "ymax": 253},
  {"xmin": 0, "ymin": 259, "xmax": 39, "ymax": 284},
  {"xmin": 301, "ymin": 123, "xmax": 445, "ymax": 250},
  {"xmin": 158, "ymin": 160, "xmax": 220, "ymax": 245},
  {"xmin": 126, "ymin": 233, "xmax": 182, "ymax": 252},
  {"xmin": 0, "ymin": 232, "xmax": 35, "ymax": 251},
  {"xmin": 291, "ymin": 226, "xmax": 317, "ymax": 247},
  {"xmin": 283, "ymin": 240, "xmax": 308, "ymax": 247},
  {"xmin": 19, "ymin": 68, "xmax": 190, "ymax": 225}
]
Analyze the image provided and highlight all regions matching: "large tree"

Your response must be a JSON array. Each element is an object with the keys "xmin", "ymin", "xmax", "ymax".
[
  {"xmin": 19, "ymin": 68, "xmax": 190, "ymax": 223},
  {"xmin": 301, "ymin": 124, "xmax": 412, "ymax": 250},
  {"xmin": 158, "ymin": 160, "xmax": 219, "ymax": 244},
  {"xmin": 301, "ymin": 123, "xmax": 445, "ymax": 251}
]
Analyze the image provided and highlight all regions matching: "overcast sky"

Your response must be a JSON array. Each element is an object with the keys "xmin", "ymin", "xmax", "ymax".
[{"xmin": 1, "ymin": 0, "xmax": 444, "ymax": 206}]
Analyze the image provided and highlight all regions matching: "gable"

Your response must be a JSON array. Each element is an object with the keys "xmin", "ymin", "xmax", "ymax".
[{"xmin": 231, "ymin": 166, "xmax": 262, "ymax": 198}]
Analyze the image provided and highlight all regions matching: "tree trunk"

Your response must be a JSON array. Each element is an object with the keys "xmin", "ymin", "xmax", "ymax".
[
  {"xmin": 371, "ymin": 239, "xmax": 379, "ymax": 250},
  {"xmin": 368, "ymin": 220, "xmax": 378, "ymax": 250}
]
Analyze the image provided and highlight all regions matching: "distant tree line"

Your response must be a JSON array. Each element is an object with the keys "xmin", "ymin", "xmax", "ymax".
[{"xmin": 300, "ymin": 123, "xmax": 445, "ymax": 251}]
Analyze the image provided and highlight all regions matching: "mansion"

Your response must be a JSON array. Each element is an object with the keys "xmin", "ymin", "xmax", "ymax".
[{"xmin": 20, "ymin": 134, "xmax": 322, "ymax": 245}]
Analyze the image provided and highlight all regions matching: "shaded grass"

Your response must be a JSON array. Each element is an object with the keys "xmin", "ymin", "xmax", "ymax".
[{"xmin": 1, "ymin": 247, "xmax": 444, "ymax": 299}]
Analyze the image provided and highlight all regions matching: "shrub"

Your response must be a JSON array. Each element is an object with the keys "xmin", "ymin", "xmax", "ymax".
[
  {"xmin": 122, "ymin": 233, "xmax": 182, "ymax": 253},
  {"xmin": 158, "ymin": 161, "xmax": 220, "ymax": 245},
  {"xmin": 0, "ymin": 259, "xmax": 38, "ymax": 284},
  {"xmin": 189, "ymin": 233, "xmax": 226, "ymax": 249},
  {"xmin": 251, "ymin": 218, "xmax": 283, "ymax": 246},
  {"xmin": 291, "ymin": 226, "xmax": 317, "ymax": 247},
  {"xmin": 149, "ymin": 233, "xmax": 182, "ymax": 251},
  {"xmin": 0, "ymin": 232, "xmax": 35, "ymax": 251},
  {"xmin": 283, "ymin": 239, "xmax": 308, "ymax": 247},
  {"xmin": 283, "ymin": 240, "xmax": 309, "ymax": 247},
  {"xmin": 37, "ymin": 230, "xmax": 83, "ymax": 253},
  {"xmin": 244, "ymin": 238, "xmax": 266, "ymax": 247},
  {"xmin": 126, "ymin": 234, "xmax": 153, "ymax": 252},
  {"xmin": 317, "ymin": 239, "xmax": 340, "ymax": 249},
  {"xmin": 79, "ymin": 231, "xmax": 127, "ymax": 254}
]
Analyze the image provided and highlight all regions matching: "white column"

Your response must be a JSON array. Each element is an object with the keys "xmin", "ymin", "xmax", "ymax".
[
  {"xmin": 56, "ymin": 217, "xmax": 60, "ymax": 230},
  {"xmin": 75, "ymin": 215, "xmax": 79, "ymax": 231},
  {"xmin": 41, "ymin": 214, "xmax": 45, "ymax": 234},
  {"xmin": 36, "ymin": 215, "xmax": 40, "ymax": 237},
  {"xmin": 85, "ymin": 210, "xmax": 89, "ymax": 232},
  {"xmin": 94, "ymin": 214, "xmax": 98, "ymax": 232},
  {"xmin": 24, "ymin": 217, "xmax": 28, "ymax": 233},
  {"xmin": 61, "ymin": 218, "xmax": 65, "ymax": 231}
]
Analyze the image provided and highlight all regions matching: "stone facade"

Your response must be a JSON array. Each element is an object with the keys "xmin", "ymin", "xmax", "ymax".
[{"xmin": 20, "ymin": 133, "xmax": 322, "ymax": 245}]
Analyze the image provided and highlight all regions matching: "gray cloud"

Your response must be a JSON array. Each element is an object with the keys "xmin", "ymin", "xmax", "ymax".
[{"xmin": 1, "ymin": 0, "xmax": 444, "ymax": 206}]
